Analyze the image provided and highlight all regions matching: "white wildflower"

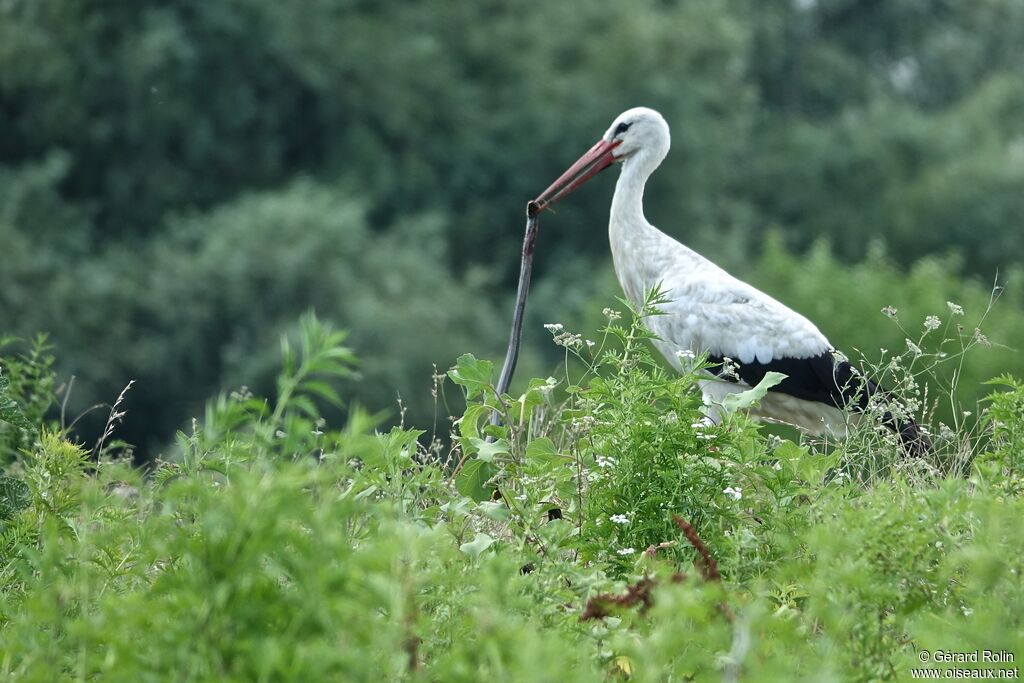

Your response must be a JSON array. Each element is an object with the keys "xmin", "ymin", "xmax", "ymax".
[
  {"xmin": 973, "ymin": 328, "xmax": 991, "ymax": 347},
  {"xmin": 537, "ymin": 377, "xmax": 558, "ymax": 397},
  {"xmin": 881, "ymin": 306, "xmax": 898, "ymax": 318},
  {"xmin": 723, "ymin": 486, "xmax": 742, "ymax": 501},
  {"xmin": 586, "ymin": 339, "xmax": 596, "ymax": 348},
  {"xmin": 676, "ymin": 349, "xmax": 696, "ymax": 361},
  {"xmin": 947, "ymin": 301, "xmax": 964, "ymax": 316},
  {"xmin": 720, "ymin": 356, "xmax": 740, "ymax": 380},
  {"xmin": 923, "ymin": 315, "xmax": 941, "ymax": 331},
  {"xmin": 602, "ymin": 308, "xmax": 622, "ymax": 321},
  {"xmin": 543, "ymin": 323, "xmax": 564, "ymax": 333},
  {"xmin": 905, "ymin": 339, "xmax": 923, "ymax": 356},
  {"xmin": 554, "ymin": 332, "xmax": 583, "ymax": 349},
  {"xmin": 609, "ymin": 514, "xmax": 630, "ymax": 525},
  {"xmin": 572, "ymin": 415, "xmax": 597, "ymax": 431},
  {"xmin": 616, "ymin": 547, "xmax": 636, "ymax": 556}
]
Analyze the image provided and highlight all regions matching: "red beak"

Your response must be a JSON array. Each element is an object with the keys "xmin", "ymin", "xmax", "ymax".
[{"xmin": 532, "ymin": 139, "xmax": 621, "ymax": 213}]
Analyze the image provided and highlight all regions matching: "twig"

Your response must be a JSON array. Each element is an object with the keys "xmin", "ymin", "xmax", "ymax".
[
  {"xmin": 60, "ymin": 374, "xmax": 75, "ymax": 433},
  {"xmin": 580, "ymin": 576, "xmax": 657, "ymax": 621},
  {"xmin": 579, "ymin": 573, "xmax": 687, "ymax": 621},
  {"xmin": 673, "ymin": 514, "xmax": 734, "ymax": 622},
  {"xmin": 672, "ymin": 514, "xmax": 721, "ymax": 581},
  {"xmin": 93, "ymin": 380, "xmax": 136, "ymax": 456},
  {"xmin": 490, "ymin": 202, "xmax": 542, "ymax": 430}
]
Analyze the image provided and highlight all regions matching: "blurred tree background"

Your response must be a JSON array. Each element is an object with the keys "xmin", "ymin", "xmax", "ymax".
[{"xmin": 1, "ymin": 0, "xmax": 1022, "ymax": 458}]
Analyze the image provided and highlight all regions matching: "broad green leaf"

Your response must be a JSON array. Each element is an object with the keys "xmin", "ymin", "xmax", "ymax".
[
  {"xmin": 455, "ymin": 459, "xmax": 496, "ymax": 502},
  {"xmin": 720, "ymin": 371, "xmax": 787, "ymax": 413},
  {"xmin": 525, "ymin": 437, "xmax": 559, "ymax": 462},
  {"xmin": 439, "ymin": 497, "xmax": 472, "ymax": 517},
  {"xmin": 776, "ymin": 440, "xmax": 838, "ymax": 486},
  {"xmin": 477, "ymin": 501, "xmax": 510, "ymax": 521},
  {"xmin": 456, "ymin": 404, "xmax": 490, "ymax": 441},
  {"xmin": 774, "ymin": 439, "xmax": 809, "ymax": 463},
  {"xmin": 468, "ymin": 437, "xmax": 509, "ymax": 463},
  {"xmin": 514, "ymin": 377, "xmax": 557, "ymax": 423},
  {"xmin": 459, "ymin": 532, "xmax": 495, "ymax": 558},
  {"xmin": 447, "ymin": 354, "xmax": 494, "ymax": 400}
]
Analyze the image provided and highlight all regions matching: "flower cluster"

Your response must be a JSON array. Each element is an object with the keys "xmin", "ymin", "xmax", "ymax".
[
  {"xmin": 545, "ymin": 323, "xmax": 594, "ymax": 350},
  {"xmin": 572, "ymin": 415, "xmax": 598, "ymax": 432},
  {"xmin": 537, "ymin": 377, "xmax": 558, "ymax": 397},
  {"xmin": 723, "ymin": 486, "xmax": 742, "ymax": 501},
  {"xmin": 554, "ymin": 331, "xmax": 583, "ymax": 349},
  {"xmin": 719, "ymin": 356, "xmax": 740, "ymax": 380}
]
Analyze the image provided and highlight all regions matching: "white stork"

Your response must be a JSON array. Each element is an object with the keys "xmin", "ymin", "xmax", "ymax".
[{"xmin": 533, "ymin": 107, "xmax": 930, "ymax": 455}]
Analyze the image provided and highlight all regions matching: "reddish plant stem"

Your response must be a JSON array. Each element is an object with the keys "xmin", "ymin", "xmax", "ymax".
[
  {"xmin": 490, "ymin": 202, "xmax": 542, "ymax": 431},
  {"xmin": 672, "ymin": 515, "xmax": 721, "ymax": 582}
]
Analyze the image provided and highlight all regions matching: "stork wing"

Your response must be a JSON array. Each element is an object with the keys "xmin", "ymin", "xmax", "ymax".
[
  {"xmin": 642, "ymin": 273, "xmax": 931, "ymax": 455},
  {"xmin": 646, "ymin": 273, "xmax": 832, "ymax": 367}
]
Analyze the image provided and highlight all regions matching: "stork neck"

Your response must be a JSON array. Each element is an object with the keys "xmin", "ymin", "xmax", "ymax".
[
  {"xmin": 607, "ymin": 151, "xmax": 669, "ymax": 306},
  {"xmin": 610, "ymin": 153, "xmax": 653, "ymax": 230}
]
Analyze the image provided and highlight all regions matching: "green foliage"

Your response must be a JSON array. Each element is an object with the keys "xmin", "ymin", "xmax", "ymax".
[
  {"xmin": 0, "ymin": 476, "xmax": 30, "ymax": 528},
  {"xmin": 979, "ymin": 375, "xmax": 1024, "ymax": 493},
  {"xmin": 566, "ymin": 293, "xmax": 749, "ymax": 572},
  {"xmin": 3, "ymin": 0, "xmax": 1024, "ymax": 460},
  {"xmin": 0, "ymin": 336, "xmax": 56, "ymax": 466},
  {"xmin": 747, "ymin": 236, "xmax": 1024, "ymax": 422},
  {"xmin": 12, "ymin": 181, "xmax": 505, "ymax": 453},
  {"xmin": 0, "ymin": 375, "xmax": 31, "ymax": 433},
  {"xmin": 2, "ymin": 4, "xmax": 1024, "ymax": 675},
  {"xmin": 1, "ymin": 310, "xmax": 1024, "ymax": 680}
]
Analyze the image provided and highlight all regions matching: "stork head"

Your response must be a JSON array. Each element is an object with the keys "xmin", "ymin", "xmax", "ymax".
[
  {"xmin": 602, "ymin": 107, "xmax": 671, "ymax": 162},
  {"xmin": 532, "ymin": 107, "xmax": 670, "ymax": 213}
]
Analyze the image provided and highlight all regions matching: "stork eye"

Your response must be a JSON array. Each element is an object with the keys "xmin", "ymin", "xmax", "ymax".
[{"xmin": 614, "ymin": 122, "xmax": 631, "ymax": 135}]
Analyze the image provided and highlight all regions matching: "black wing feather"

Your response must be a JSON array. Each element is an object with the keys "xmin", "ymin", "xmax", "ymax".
[{"xmin": 707, "ymin": 352, "xmax": 930, "ymax": 455}]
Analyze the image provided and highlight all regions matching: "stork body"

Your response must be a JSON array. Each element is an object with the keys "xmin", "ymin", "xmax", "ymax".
[{"xmin": 534, "ymin": 107, "xmax": 928, "ymax": 451}]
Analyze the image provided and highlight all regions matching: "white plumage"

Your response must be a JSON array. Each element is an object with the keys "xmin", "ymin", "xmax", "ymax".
[{"xmin": 533, "ymin": 107, "xmax": 929, "ymax": 451}]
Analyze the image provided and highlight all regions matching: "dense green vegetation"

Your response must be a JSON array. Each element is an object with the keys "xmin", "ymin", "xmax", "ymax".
[
  {"xmin": 2, "ymin": 0, "xmax": 1024, "ymax": 455},
  {"xmin": 1, "ymin": 308, "xmax": 1022, "ymax": 680},
  {"xmin": 2, "ymin": 1, "xmax": 1023, "ymax": 678}
]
